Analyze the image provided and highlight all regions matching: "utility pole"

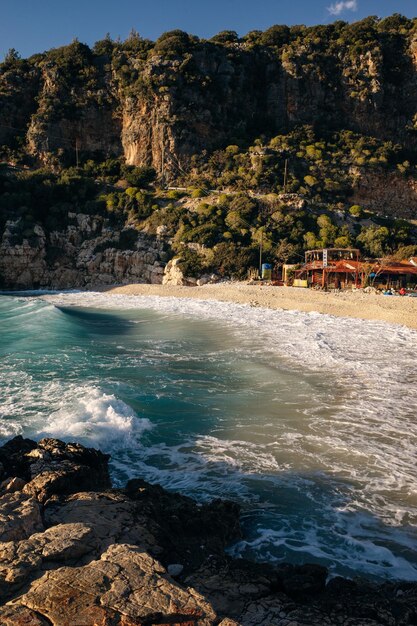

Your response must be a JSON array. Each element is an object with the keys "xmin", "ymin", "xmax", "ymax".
[
  {"xmin": 259, "ymin": 229, "xmax": 263, "ymax": 278},
  {"xmin": 161, "ymin": 139, "xmax": 165, "ymax": 187},
  {"xmin": 283, "ymin": 158, "xmax": 288, "ymax": 193}
]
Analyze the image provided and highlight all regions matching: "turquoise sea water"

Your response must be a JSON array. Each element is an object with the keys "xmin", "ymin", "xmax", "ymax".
[{"xmin": 1, "ymin": 292, "xmax": 417, "ymax": 582}]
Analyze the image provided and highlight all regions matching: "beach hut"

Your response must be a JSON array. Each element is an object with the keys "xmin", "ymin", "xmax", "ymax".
[
  {"xmin": 296, "ymin": 248, "xmax": 362, "ymax": 289},
  {"xmin": 296, "ymin": 249, "xmax": 417, "ymax": 291},
  {"xmin": 370, "ymin": 260, "xmax": 417, "ymax": 290}
]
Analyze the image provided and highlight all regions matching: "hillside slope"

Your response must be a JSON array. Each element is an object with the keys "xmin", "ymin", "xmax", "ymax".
[{"xmin": 1, "ymin": 15, "xmax": 417, "ymax": 288}]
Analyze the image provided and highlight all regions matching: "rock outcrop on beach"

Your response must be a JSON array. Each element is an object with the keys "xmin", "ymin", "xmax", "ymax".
[{"xmin": 0, "ymin": 436, "xmax": 415, "ymax": 625}]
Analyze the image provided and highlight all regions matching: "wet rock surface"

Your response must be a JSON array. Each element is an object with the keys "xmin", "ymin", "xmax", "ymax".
[{"xmin": 0, "ymin": 436, "xmax": 415, "ymax": 625}]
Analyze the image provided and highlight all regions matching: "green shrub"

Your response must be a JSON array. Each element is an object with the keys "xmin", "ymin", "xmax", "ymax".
[
  {"xmin": 175, "ymin": 248, "xmax": 205, "ymax": 277},
  {"xmin": 154, "ymin": 30, "xmax": 196, "ymax": 56},
  {"xmin": 349, "ymin": 205, "xmax": 363, "ymax": 218},
  {"xmin": 166, "ymin": 189, "xmax": 184, "ymax": 199},
  {"xmin": 121, "ymin": 165, "xmax": 156, "ymax": 188},
  {"xmin": 190, "ymin": 188, "xmax": 205, "ymax": 198}
]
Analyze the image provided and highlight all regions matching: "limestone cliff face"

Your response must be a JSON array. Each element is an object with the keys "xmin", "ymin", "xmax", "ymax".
[
  {"xmin": 0, "ymin": 62, "xmax": 40, "ymax": 150},
  {"xmin": 2, "ymin": 26, "xmax": 416, "ymax": 178},
  {"xmin": 25, "ymin": 60, "xmax": 122, "ymax": 166},
  {"xmin": 121, "ymin": 93, "xmax": 175, "ymax": 172},
  {"xmin": 0, "ymin": 213, "xmax": 166, "ymax": 289},
  {"xmin": 27, "ymin": 108, "xmax": 122, "ymax": 168},
  {"xmin": 120, "ymin": 48, "xmax": 282, "ymax": 175},
  {"xmin": 351, "ymin": 168, "xmax": 417, "ymax": 220}
]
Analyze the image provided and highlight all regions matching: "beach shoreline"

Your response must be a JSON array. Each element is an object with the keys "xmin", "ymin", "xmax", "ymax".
[{"xmin": 104, "ymin": 282, "xmax": 417, "ymax": 330}]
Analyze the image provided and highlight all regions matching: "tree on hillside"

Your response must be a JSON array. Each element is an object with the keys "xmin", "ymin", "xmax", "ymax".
[
  {"xmin": 357, "ymin": 225, "xmax": 390, "ymax": 257},
  {"xmin": 93, "ymin": 33, "xmax": 115, "ymax": 57},
  {"xmin": 3, "ymin": 48, "xmax": 21, "ymax": 67},
  {"xmin": 210, "ymin": 31, "xmax": 239, "ymax": 45}
]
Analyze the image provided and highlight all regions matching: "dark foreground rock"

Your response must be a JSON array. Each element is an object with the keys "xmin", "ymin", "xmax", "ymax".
[{"xmin": 0, "ymin": 437, "xmax": 415, "ymax": 625}]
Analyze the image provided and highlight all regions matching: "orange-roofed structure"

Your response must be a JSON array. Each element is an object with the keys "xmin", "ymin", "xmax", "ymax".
[
  {"xmin": 371, "ymin": 259, "xmax": 417, "ymax": 290},
  {"xmin": 295, "ymin": 248, "xmax": 362, "ymax": 289},
  {"xmin": 294, "ymin": 249, "xmax": 417, "ymax": 290}
]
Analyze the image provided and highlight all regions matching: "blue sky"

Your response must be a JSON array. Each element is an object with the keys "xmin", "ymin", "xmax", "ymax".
[{"xmin": 1, "ymin": 0, "xmax": 416, "ymax": 60}]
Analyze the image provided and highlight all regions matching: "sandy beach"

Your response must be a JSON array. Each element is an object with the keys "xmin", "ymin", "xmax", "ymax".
[{"xmin": 106, "ymin": 283, "xmax": 417, "ymax": 330}]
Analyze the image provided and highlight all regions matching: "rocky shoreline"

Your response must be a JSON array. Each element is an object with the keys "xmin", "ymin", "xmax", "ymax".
[{"xmin": 0, "ymin": 437, "xmax": 415, "ymax": 625}]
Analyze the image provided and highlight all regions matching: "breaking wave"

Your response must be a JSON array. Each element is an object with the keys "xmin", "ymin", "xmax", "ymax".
[{"xmin": 1, "ymin": 291, "xmax": 417, "ymax": 581}]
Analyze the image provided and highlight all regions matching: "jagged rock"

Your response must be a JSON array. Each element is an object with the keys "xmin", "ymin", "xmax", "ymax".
[
  {"xmin": 2, "ymin": 438, "xmax": 109, "ymax": 475},
  {"xmin": 0, "ymin": 437, "xmax": 416, "ymax": 625},
  {"xmin": 2, "ymin": 544, "xmax": 217, "ymax": 626},
  {"xmin": 0, "ymin": 477, "xmax": 26, "ymax": 493},
  {"xmin": 0, "ymin": 605, "xmax": 51, "ymax": 626},
  {"xmin": 275, "ymin": 563, "xmax": 328, "ymax": 597},
  {"xmin": 235, "ymin": 595, "xmax": 332, "ymax": 626},
  {"xmin": 160, "ymin": 252, "xmax": 198, "ymax": 287},
  {"xmin": 0, "ymin": 437, "xmax": 110, "ymax": 504},
  {"xmin": 0, "ymin": 436, "xmax": 37, "ymax": 480},
  {"xmin": 44, "ymin": 491, "xmax": 159, "ymax": 555},
  {"xmin": 0, "ymin": 523, "xmax": 98, "ymax": 600},
  {"xmin": 17, "ymin": 438, "xmax": 111, "ymax": 504},
  {"xmin": 0, "ymin": 492, "xmax": 43, "ymax": 541},
  {"xmin": 185, "ymin": 557, "xmax": 279, "ymax": 619},
  {"xmin": 0, "ymin": 215, "xmax": 166, "ymax": 290},
  {"xmin": 163, "ymin": 257, "xmax": 195, "ymax": 286},
  {"xmin": 125, "ymin": 478, "xmax": 241, "ymax": 573},
  {"xmin": 44, "ymin": 483, "xmax": 241, "ymax": 574},
  {"xmin": 23, "ymin": 461, "xmax": 106, "ymax": 504}
]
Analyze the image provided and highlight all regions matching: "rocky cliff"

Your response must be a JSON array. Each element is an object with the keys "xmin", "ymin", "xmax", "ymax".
[
  {"xmin": 351, "ymin": 168, "xmax": 417, "ymax": 219},
  {"xmin": 1, "ymin": 17, "xmax": 417, "ymax": 177},
  {"xmin": 2, "ymin": 17, "xmax": 417, "ymax": 290},
  {"xmin": 0, "ymin": 212, "xmax": 166, "ymax": 289},
  {"xmin": 0, "ymin": 436, "xmax": 416, "ymax": 626}
]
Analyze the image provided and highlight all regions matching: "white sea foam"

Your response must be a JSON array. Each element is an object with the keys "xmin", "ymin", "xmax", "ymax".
[
  {"xmin": 41, "ymin": 386, "xmax": 153, "ymax": 446},
  {"xmin": 229, "ymin": 515, "xmax": 417, "ymax": 580},
  {"xmin": 3, "ymin": 291, "xmax": 417, "ymax": 580},
  {"xmin": 41, "ymin": 293, "xmax": 417, "ymax": 507},
  {"xmin": 0, "ymin": 375, "xmax": 152, "ymax": 449},
  {"xmin": 45, "ymin": 300, "xmax": 417, "ymax": 524}
]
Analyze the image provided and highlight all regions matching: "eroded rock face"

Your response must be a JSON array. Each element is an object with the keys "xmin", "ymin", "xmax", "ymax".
[
  {"xmin": 0, "ymin": 492, "xmax": 43, "ymax": 542},
  {"xmin": 0, "ymin": 437, "xmax": 110, "ymax": 496},
  {"xmin": 2, "ymin": 32, "xmax": 417, "ymax": 175},
  {"xmin": 17, "ymin": 545, "xmax": 216, "ymax": 626},
  {"xmin": 0, "ymin": 436, "xmax": 416, "ymax": 625},
  {"xmin": 351, "ymin": 169, "xmax": 417, "ymax": 220},
  {"xmin": 0, "ymin": 523, "xmax": 97, "ymax": 601},
  {"xmin": 0, "ymin": 216, "xmax": 166, "ymax": 290}
]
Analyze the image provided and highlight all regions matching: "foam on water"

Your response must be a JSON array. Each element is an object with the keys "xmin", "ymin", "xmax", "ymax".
[
  {"xmin": 43, "ymin": 292, "xmax": 417, "ymax": 519},
  {"xmin": 2, "ymin": 291, "xmax": 417, "ymax": 581},
  {"xmin": 0, "ymin": 375, "xmax": 152, "ymax": 449}
]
